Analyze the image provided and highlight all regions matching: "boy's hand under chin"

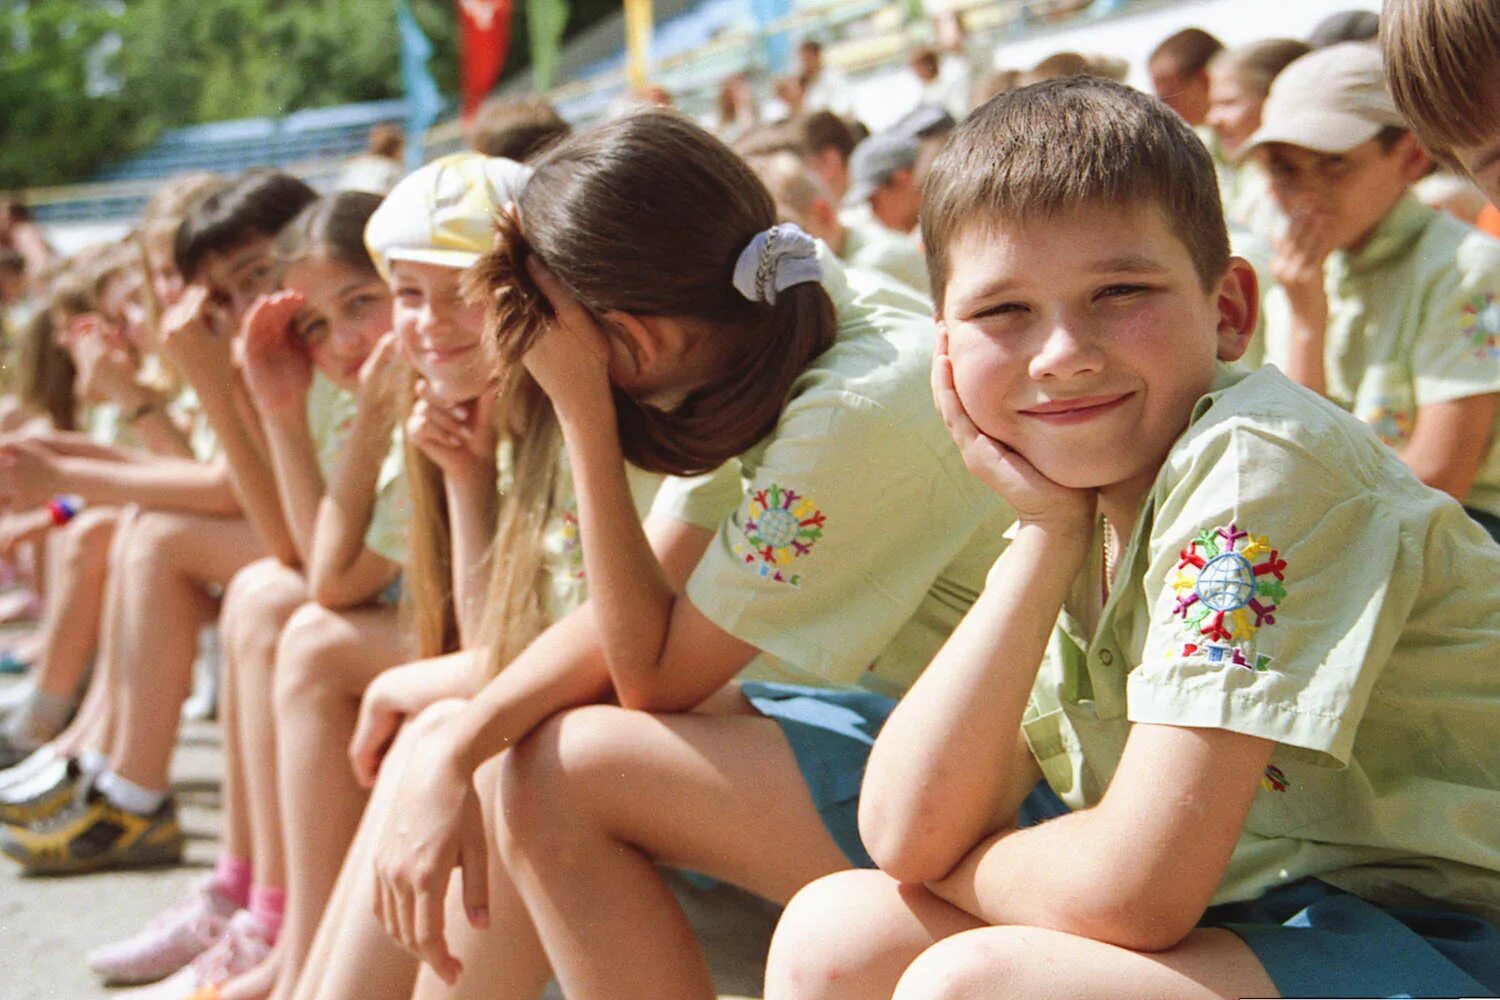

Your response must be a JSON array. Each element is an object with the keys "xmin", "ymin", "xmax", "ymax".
[{"xmin": 932, "ymin": 327, "xmax": 1097, "ymax": 542}]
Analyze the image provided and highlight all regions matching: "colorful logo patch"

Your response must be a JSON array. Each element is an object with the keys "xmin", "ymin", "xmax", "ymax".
[
  {"xmin": 1170, "ymin": 522, "xmax": 1288, "ymax": 671},
  {"xmin": 1461, "ymin": 292, "xmax": 1500, "ymax": 360},
  {"xmin": 732, "ymin": 483, "xmax": 825, "ymax": 587},
  {"xmin": 1260, "ymin": 764, "xmax": 1290, "ymax": 793},
  {"xmin": 557, "ymin": 508, "xmax": 585, "ymax": 581},
  {"xmin": 1366, "ymin": 403, "xmax": 1414, "ymax": 448}
]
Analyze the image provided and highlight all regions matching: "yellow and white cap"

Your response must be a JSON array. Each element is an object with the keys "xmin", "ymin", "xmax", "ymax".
[{"xmin": 364, "ymin": 152, "xmax": 531, "ymax": 281}]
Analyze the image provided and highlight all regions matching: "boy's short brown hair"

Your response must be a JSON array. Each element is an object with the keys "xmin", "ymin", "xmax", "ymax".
[
  {"xmin": 922, "ymin": 77, "xmax": 1229, "ymax": 307},
  {"xmin": 469, "ymin": 97, "xmax": 571, "ymax": 162},
  {"xmin": 1382, "ymin": 0, "xmax": 1500, "ymax": 160}
]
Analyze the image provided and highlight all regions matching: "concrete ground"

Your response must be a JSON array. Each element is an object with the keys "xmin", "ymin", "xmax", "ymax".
[{"xmin": 0, "ymin": 666, "xmax": 780, "ymax": 999}]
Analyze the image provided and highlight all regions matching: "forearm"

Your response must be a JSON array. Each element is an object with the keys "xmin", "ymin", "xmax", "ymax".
[
  {"xmin": 263, "ymin": 409, "xmax": 326, "ymax": 564},
  {"xmin": 558, "ymin": 404, "xmax": 679, "ymax": 705},
  {"xmin": 443, "ymin": 461, "xmax": 499, "ymax": 645},
  {"xmin": 53, "ymin": 455, "xmax": 240, "ymax": 514},
  {"xmin": 15, "ymin": 432, "xmax": 144, "ymax": 462},
  {"xmin": 861, "ymin": 524, "xmax": 1086, "ymax": 883},
  {"xmin": 446, "ymin": 602, "xmax": 614, "ymax": 774},
  {"xmin": 196, "ymin": 384, "xmax": 296, "ymax": 562},
  {"xmin": 1280, "ymin": 306, "xmax": 1329, "ymax": 397}
]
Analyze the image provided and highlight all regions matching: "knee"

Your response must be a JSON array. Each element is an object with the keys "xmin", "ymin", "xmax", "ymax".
[
  {"xmin": 222, "ymin": 559, "xmax": 305, "ymax": 658},
  {"xmin": 892, "ymin": 929, "xmax": 1031, "ymax": 1000},
  {"xmin": 498, "ymin": 705, "xmax": 625, "ymax": 843},
  {"xmin": 272, "ymin": 601, "xmax": 349, "ymax": 706},
  {"xmin": 59, "ymin": 507, "xmax": 117, "ymax": 568},
  {"xmin": 766, "ymin": 870, "xmax": 911, "ymax": 1000},
  {"xmin": 120, "ymin": 510, "xmax": 194, "ymax": 577}
]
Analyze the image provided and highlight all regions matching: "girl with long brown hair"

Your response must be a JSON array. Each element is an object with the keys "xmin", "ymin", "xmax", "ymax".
[{"xmin": 358, "ymin": 110, "xmax": 1014, "ymax": 999}]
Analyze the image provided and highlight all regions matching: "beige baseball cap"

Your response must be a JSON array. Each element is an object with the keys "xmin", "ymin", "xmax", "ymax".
[
  {"xmin": 364, "ymin": 152, "xmax": 531, "ymax": 281},
  {"xmin": 1242, "ymin": 42, "xmax": 1407, "ymax": 156}
]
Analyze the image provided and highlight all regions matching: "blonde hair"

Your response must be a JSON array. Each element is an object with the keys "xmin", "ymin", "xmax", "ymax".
[{"xmin": 1382, "ymin": 0, "xmax": 1500, "ymax": 159}]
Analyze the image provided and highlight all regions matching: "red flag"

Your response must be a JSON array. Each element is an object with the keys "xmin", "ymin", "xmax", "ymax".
[{"xmin": 458, "ymin": 0, "xmax": 513, "ymax": 120}]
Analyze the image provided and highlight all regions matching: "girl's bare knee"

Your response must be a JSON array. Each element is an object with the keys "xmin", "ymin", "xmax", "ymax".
[
  {"xmin": 272, "ymin": 601, "xmax": 349, "ymax": 705},
  {"xmin": 893, "ymin": 929, "xmax": 1030, "ymax": 1000},
  {"xmin": 767, "ymin": 870, "xmax": 908, "ymax": 999}
]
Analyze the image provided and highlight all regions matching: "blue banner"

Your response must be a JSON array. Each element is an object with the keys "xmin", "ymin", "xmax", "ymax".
[
  {"xmin": 750, "ymin": 0, "xmax": 794, "ymax": 76},
  {"xmin": 398, "ymin": 0, "xmax": 444, "ymax": 171}
]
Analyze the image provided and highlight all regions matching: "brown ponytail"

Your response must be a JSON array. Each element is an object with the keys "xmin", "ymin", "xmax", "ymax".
[{"xmin": 470, "ymin": 110, "xmax": 838, "ymax": 477}]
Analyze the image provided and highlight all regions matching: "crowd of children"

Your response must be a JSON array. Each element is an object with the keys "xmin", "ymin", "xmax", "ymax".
[{"xmin": 1, "ymin": 1, "xmax": 1498, "ymax": 997}]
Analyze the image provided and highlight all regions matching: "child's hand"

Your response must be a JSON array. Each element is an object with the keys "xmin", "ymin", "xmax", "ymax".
[
  {"xmin": 70, "ymin": 330, "xmax": 141, "ymax": 405},
  {"xmin": 240, "ymin": 291, "xmax": 313, "ymax": 417},
  {"xmin": 357, "ymin": 332, "xmax": 409, "ymax": 417},
  {"xmin": 0, "ymin": 440, "xmax": 60, "ymax": 511},
  {"xmin": 932, "ymin": 328, "xmax": 1095, "ymax": 538},
  {"xmin": 520, "ymin": 257, "xmax": 613, "ymax": 416},
  {"xmin": 406, "ymin": 378, "xmax": 497, "ymax": 482},
  {"xmin": 0, "ymin": 508, "xmax": 54, "ymax": 561},
  {"xmin": 1271, "ymin": 209, "xmax": 1335, "ymax": 324},
  {"xmin": 160, "ymin": 285, "xmax": 234, "ymax": 385}
]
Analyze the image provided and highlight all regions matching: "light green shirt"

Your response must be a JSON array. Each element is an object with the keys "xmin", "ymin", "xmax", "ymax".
[
  {"xmin": 840, "ymin": 219, "xmax": 932, "ymax": 298},
  {"xmin": 306, "ymin": 374, "xmax": 408, "ymax": 564},
  {"xmin": 653, "ymin": 248, "xmax": 1014, "ymax": 698},
  {"xmin": 1022, "ymin": 365, "xmax": 1500, "ymax": 923},
  {"xmin": 1262, "ymin": 195, "xmax": 1500, "ymax": 517}
]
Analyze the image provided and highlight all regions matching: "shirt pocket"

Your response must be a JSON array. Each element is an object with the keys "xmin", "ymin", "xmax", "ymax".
[
  {"xmin": 1352, "ymin": 361, "xmax": 1416, "ymax": 448},
  {"xmin": 1241, "ymin": 750, "xmax": 1349, "ymax": 836}
]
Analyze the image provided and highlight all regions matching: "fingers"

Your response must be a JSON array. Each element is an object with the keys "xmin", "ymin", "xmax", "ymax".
[
  {"xmin": 414, "ymin": 871, "xmax": 463, "ymax": 985},
  {"xmin": 524, "ymin": 256, "xmax": 589, "ymax": 328},
  {"xmin": 349, "ymin": 702, "xmax": 401, "ymax": 789},
  {"xmin": 459, "ymin": 794, "xmax": 490, "ymax": 930}
]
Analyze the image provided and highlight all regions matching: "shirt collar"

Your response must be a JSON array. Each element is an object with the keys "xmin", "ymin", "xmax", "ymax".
[{"xmin": 1333, "ymin": 193, "xmax": 1432, "ymax": 278}]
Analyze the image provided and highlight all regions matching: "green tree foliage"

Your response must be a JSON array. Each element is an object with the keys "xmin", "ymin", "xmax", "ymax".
[{"xmin": 1, "ymin": 0, "xmax": 620, "ymax": 190}]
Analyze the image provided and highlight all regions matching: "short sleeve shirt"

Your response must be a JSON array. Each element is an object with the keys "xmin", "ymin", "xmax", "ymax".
[
  {"xmin": 652, "ymin": 248, "xmax": 1015, "ymax": 698},
  {"xmin": 306, "ymin": 374, "xmax": 409, "ymax": 564},
  {"xmin": 1023, "ymin": 365, "xmax": 1500, "ymax": 923},
  {"xmin": 1262, "ymin": 195, "xmax": 1500, "ymax": 517}
]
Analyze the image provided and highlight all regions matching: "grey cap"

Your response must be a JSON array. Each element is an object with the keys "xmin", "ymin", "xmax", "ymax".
[
  {"xmin": 892, "ymin": 102, "xmax": 957, "ymax": 140},
  {"xmin": 844, "ymin": 132, "xmax": 922, "ymax": 206},
  {"xmin": 1242, "ymin": 42, "xmax": 1405, "ymax": 156}
]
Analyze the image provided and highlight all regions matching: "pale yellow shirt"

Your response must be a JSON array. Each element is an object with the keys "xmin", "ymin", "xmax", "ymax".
[
  {"xmin": 840, "ymin": 219, "xmax": 932, "ymax": 298},
  {"xmin": 1263, "ymin": 195, "xmax": 1500, "ymax": 517},
  {"xmin": 306, "ymin": 374, "xmax": 408, "ymax": 564},
  {"xmin": 1022, "ymin": 365, "xmax": 1500, "ymax": 923},
  {"xmin": 653, "ymin": 249, "xmax": 1014, "ymax": 698}
]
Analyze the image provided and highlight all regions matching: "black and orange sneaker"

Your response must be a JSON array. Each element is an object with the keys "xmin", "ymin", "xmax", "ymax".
[
  {"xmin": 0, "ymin": 786, "xmax": 183, "ymax": 875},
  {"xmin": 0, "ymin": 756, "xmax": 83, "ymax": 828}
]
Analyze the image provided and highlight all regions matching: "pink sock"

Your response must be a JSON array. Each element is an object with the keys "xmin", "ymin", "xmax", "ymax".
[
  {"xmin": 211, "ymin": 854, "xmax": 252, "ymax": 908},
  {"xmin": 248, "ymin": 886, "xmax": 286, "ymax": 944}
]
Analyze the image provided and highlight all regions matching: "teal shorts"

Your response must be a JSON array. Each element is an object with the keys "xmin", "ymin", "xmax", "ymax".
[{"xmin": 1029, "ymin": 786, "xmax": 1500, "ymax": 997}]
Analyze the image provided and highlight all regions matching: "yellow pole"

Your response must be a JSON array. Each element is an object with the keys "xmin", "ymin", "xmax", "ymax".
[{"xmin": 624, "ymin": 0, "xmax": 653, "ymax": 89}]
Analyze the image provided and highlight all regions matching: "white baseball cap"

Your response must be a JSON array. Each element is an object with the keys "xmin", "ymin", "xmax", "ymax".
[
  {"xmin": 1242, "ymin": 43, "xmax": 1407, "ymax": 156},
  {"xmin": 364, "ymin": 152, "xmax": 531, "ymax": 281}
]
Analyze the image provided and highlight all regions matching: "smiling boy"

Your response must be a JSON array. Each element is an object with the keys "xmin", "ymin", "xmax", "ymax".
[
  {"xmin": 765, "ymin": 77, "xmax": 1500, "ymax": 1000},
  {"xmin": 1248, "ymin": 43, "xmax": 1500, "ymax": 540}
]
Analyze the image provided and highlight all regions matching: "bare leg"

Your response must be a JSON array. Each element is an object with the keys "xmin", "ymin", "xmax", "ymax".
[
  {"xmin": 27, "ymin": 507, "xmax": 117, "ymax": 700},
  {"xmin": 282, "ymin": 702, "xmax": 468, "ymax": 1000},
  {"xmin": 265, "ymin": 602, "xmax": 405, "ymax": 993},
  {"xmin": 497, "ymin": 701, "xmax": 853, "ymax": 1000},
  {"xmin": 108, "ymin": 512, "xmax": 264, "ymax": 792},
  {"xmin": 218, "ymin": 559, "xmax": 310, "ymax": 883},
  {"xmin": 766, "ymin": 869, "xmax": 1279, "ymax": 1000}
]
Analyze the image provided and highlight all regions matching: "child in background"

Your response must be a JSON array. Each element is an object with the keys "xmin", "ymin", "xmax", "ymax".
[
  {"xmin": 0, "ymin": 172, "xmax": 316, "ymax": 875},
  {"xmin": 1205, "ymin": 38, "xmax": 1310, "ymax": 237},
  {"xmin": 361, "ymin": 111, "xmax": 1012, "ymax": 999},
  {"xmin": 1148, "ymin": 27, "xmax": 1223, "ymax": 128},
  {"xmin": 1383, "ymin": 0, "xmax": 1500, "ymax": 209},
  {"xmin": 87, "ymin": 191, "xmax": 410, "ymax": 1000},
  {"xmin": 1245, "ymin": 43, "xmax": 1500, "ymax": 541},
  {"xmin": 767, "ymin": 76, "xmax": 1500, "ymax": 1000}
]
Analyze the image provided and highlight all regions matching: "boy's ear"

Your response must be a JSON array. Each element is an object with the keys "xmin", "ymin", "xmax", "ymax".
[
  {"xmin": 1213, "ymin": 256, "xmax": 1259, "ymax": 363},
  {"xmin": 1394, "ymin": 132, "xmax": 1433, "ymax": 185}
]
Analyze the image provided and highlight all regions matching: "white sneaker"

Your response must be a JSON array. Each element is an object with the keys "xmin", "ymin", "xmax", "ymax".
[{"xmin": 87, "ymin": 876, "xmax": 240, "ymax": 985}]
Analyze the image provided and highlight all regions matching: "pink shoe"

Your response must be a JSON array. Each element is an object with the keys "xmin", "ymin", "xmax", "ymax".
[
  {"xmin": 116, "ymin": 911, "xmax": 273, "ymax": 1000},
  {"xmin": 87, "ymin": 876, "xmax": 239, "ymax": 985}
]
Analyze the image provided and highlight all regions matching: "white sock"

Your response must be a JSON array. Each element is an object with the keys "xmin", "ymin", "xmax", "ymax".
[
  {"xmin": 96, "ymin": 770, "xmax": 166, "ymax": 815},
  {"xmin": 78, "ymin": 748, "xmax": 108, "ymax": 779},
  {"xmin": 0, "ymin": 743, "xmax": 57, "ymax": 791},
  {"xmin": 0, "ymin": 748, "xmax": 64, "ymax": 800}
]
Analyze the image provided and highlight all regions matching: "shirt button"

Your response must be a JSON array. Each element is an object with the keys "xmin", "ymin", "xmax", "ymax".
[{"xmin": 1098, "ymin": 649, "xmax": 1114, "ymax": 666}]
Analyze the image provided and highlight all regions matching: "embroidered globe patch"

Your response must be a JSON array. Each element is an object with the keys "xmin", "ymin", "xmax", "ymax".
[
  {"xmin": 732, "ymin": 483, "xmax": 825, "ymax": 587},
  {"xmin": 1366, "ymin": 403, "xmax": 1414, "ymax": 448},
  {"xmin": 1170, "ymin": 522, "xmax": 1287, "ymax": 671},
  {"xmin": 1461, "ymin": 292, "xmax": 1500, "ymax": 360}
]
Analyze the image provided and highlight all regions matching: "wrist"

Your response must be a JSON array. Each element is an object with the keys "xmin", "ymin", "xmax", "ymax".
[{"xmin": 1013, "ymin": 519, "xmax": 1093, "ymax": 560}]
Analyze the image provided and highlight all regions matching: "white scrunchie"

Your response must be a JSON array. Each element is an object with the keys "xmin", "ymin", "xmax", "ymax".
[{"xmin": 731, "ymin": 223, "xmax": 823, "ymax": 305}]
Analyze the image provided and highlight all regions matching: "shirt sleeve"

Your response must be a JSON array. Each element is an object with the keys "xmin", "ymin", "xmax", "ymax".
[
  {"xmin": 1411, "ymin": 237, "xmax": 1500, "ymax": 407},
  {"xmin": 1126, "ymin": 420, "xmax": 1411, "ymax": 766},
  {"xmin": 681, "ymin": 392, "xmax": 999, "ymax": 687},
  {"xmin": 650, "ymin": 461, "xmax": 745, "ymax": 531},
  {"xmin": 361, "ymin": 424, "xmax": 410, "ymax": 564}
]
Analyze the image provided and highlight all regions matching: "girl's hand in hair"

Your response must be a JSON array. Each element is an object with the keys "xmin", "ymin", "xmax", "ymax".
[
  {"xmin": 932, "ymin": 326, "xmax": 1095, "ymax": 541},
  {"xmin": 406, "ymin": 378, "xmax": 497, "ymax": 483},
  {"xmin": 241, "ymin": 291, "xmax": 313, "ymax": 417},
  {"xmin": 70, "ymin": 326, "xmax": 141, "ymax": 405},
  {"xmin": 160, "ymin": 284, "xmax": 234, "ymax": 387},
  {"xmin": 371, "ymin": 716, "xmax": 488, "ymax": 985},
  {"xmin": 357, "ymin": 332, "xmax": 409, "ymax": 417},
  {"xmin": 0, "ymin": 440, "xmax": 59, "ymax": 511},
  {"xmin": 520, "ymin": 258, "xmax": 613, "ymax": 417}
]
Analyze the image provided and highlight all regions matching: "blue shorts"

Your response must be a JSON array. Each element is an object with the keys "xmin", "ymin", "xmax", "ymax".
[
  {"xmin": 739, "ymin": 681, "xmax": 896, "ymax": 869},
  {"xmin": 1025, "ymin": 785, "xmax": 1500, "ymax": 997}
]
